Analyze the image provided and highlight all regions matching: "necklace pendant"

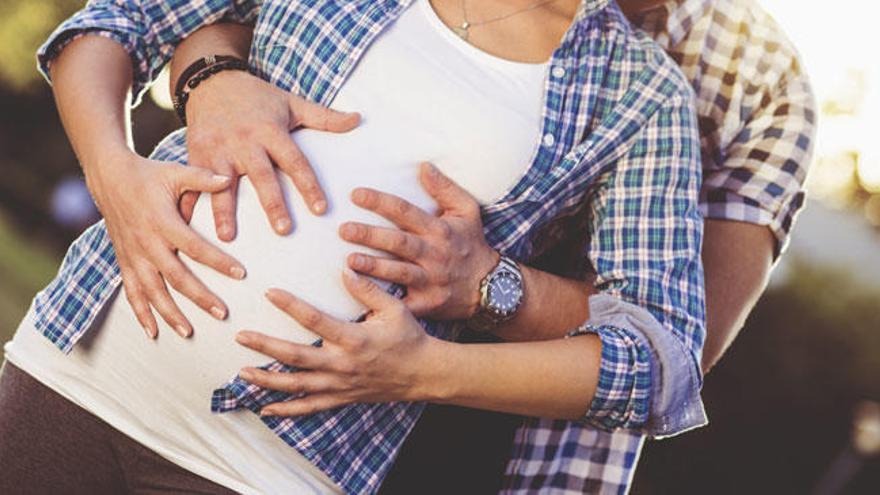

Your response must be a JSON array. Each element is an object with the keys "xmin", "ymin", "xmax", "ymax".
[{"xmin": 453, "ymin": 21, "xmax": 470, "ymax": 40}]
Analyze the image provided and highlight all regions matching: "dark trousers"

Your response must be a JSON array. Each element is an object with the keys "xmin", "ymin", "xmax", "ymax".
[
  {"xmin": 0, "ymin": 361, "xmax": 237, "ymax": 495},
  {"xmin": 380, "ymin": 329, "xmax": 521, "ymax": 495}
]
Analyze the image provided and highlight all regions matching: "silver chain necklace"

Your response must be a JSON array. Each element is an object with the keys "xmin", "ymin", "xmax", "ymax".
[{"xmin": 453, "ymin": 0, "xmax": 559, "ymax": 41}]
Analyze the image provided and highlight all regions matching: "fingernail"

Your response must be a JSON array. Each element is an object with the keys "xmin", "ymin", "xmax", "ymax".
[
  {"xmin": 176, "ymin": 324, "xmax": 191, "ymax": 338},
  {"xmin": 350, "ymin": 254, "xmax": 366, "ymax": 269},
  {"xmin": 235, "ymin": 332, "xmax": 251, "ymax": 344},
  {"xmin": 274, "ymin": 218, "xmax": 291, "ymax": 234},
  {"xmin": 142, "ymin": 325, "xmax": 154, "ymax": 339},
  {"xmin": 340, "ymin": 223, "xmax": 356, "ymax": 239},
  {"xmin": 343, "ymin": 267, "xmax": 359, "ymax": 280},
  {"xmin": 312, "ymin": 200, "xmax": 327, "ymax": 214},
  {"xmin": 351, "ymin": 188, "xmax": 366, "ymax": 204},
  {"xmin": 213, "ymin": 174, "xmax": 231, "ymax": 184},
  {"xmin": 210, "ymin": 306, "xmax": 227, "ymax": 320},
  {"xmin": 230, "ymin": 266, "xmax": 246, "ymax": 280},
  {"xmin": 424, "ymin": 162, "xmax": 438, "ymax": 175},
  {"xmin": 218, "ymin": 222, "xmax": 233, "ymax": 240},
  {"xmin": 260, "ymin": 408, "xmax": 274, "ymax": 417},
  {"xmin": 240, "ymin": 368, "xmax": 255, "ymax": 380}
]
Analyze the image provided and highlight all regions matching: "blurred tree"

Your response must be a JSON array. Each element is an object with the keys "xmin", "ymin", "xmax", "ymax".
[{"xmin": 0, "ymin": 0, "xmax": 82, "ymax": 91}]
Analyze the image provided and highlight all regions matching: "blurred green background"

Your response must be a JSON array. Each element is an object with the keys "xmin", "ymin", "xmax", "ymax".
[{"xmin": 0, "ymin": 1, "xmax": 878, "ymax": 494}]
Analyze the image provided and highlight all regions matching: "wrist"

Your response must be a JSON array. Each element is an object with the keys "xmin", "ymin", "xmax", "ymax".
[
  {"xmin": 410, "ymin": 338, "xmax": 460, "ymax": 403},
  {"xmin": 185, "ymin": 69, "xmax": 250, "ymax": 122},
  {"xmin": 465, "ymin": 247, "xmax": 501, "ymax": 318},
  {"xmin": 173, "ymin": 56, "xmax": 250, "ymax": 125},
  {"xmin": 82, "ymin": 147, "xmax": 139, "ymax": 204}
]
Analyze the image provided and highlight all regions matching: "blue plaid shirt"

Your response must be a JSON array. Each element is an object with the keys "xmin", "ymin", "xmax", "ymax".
[{"xmin": 36, "ymin": 0, "xmax": 707, "ymax": 493}]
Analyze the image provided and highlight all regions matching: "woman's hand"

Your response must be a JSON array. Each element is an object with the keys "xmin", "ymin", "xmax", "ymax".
[
  {"xmin": 338, "ymin": 162, "xmax": 499, "ymax": 320},
  {"xmin": 236, "ymin": 270, "xmax": 442, "ymax": 416},
  {"xmin": 88, "ymin": 149, "xmax": 246, "ymax": 338},
  {"xmin": 181, "ymin": 69, "xmax": 361, "ymax": 240}
]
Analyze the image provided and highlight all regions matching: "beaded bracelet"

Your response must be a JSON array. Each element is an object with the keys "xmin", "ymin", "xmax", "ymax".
[{"xmin": 172, "ymin": 55, "xmax": 250, "ymax": 125}]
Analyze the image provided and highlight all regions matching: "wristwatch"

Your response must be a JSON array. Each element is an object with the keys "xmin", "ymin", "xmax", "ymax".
[{"xmin": 467, "ymin": 255, "xmax": 524, "ymax": 332}]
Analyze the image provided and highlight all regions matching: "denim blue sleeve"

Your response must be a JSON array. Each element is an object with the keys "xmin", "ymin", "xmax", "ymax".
[
  {"xmin": 574, "ymin": 91, "xmax": 707, "ymax": 437},
  {"xmin": 36, "ymin": 0, "xmax": 261, "ymax": 105}
]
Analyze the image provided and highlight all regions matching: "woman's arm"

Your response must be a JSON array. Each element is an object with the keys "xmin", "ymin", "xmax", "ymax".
[
  {"xmin": 237, "ymin": 270, "xmax": 601, "ymax": 420},
  {"xmin": 49, "ymin": 34, "xmax": 245, "ymax": 337}
]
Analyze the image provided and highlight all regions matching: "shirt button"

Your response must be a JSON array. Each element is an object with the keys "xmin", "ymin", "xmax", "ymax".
[
  {"xmin": 542, "ymin": 133, "xmax": 556, "ymax": 147},
  {"xmin": 551, "ymin": 65, "xmax": 566, "ymax": 79}
]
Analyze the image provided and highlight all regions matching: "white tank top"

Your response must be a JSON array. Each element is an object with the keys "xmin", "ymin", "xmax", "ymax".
[{"xmin": 5, "ymin": 2, "xmax": 548, "ymax": 493}]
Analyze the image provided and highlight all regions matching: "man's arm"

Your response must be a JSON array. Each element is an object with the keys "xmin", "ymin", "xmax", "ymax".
[
  {"xmin": 701, "ymin": 220, "xmax": 774, "ymax": 372},
  {"xmin": 38, "ymin": 0, "xmax": 261, "ymax": 105}
]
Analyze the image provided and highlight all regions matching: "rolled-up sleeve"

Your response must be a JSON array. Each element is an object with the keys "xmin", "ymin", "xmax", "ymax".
[
  {"xmin": 573, "ymin": 91, "xmax": 707, "ymax": 437},
  {"xmin": 699, "ymin": 71, "xmax": 816, "ymax": 258},
  {"xmin": 37, "ymin": 0, "xmax": 261, "ymax": 105}
]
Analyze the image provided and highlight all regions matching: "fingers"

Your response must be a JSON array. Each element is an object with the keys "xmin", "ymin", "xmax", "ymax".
[
  {"xmin": 211, "ymin": 179, "xmax": 239, "ymax": 242},
  {"xmin": 175, "ymin": 166, "xmax": 233, "ymax": 194},
  {"xmin": 148, "ymin": 243, "xmax": 229, "ymax": 322},
  {"xmin": 289, "ymin": 96, "xmax": 361, "ymax": 133},
  {"xmin": 202, "ymin": 158, "xmax": 239, "ymax": 241},
  {"xmin": 178, "ymin": 191, "xmax": 198, "ymax": 224},
  {"xmin": 341, "ymin": 269, "xmax": 400, "ymax": 312},
  {"xmin": 239, "ymin": 368, "xmax": 344, "ymax": 397},
  {"xmin": 350, "ymin": 187, "xmax": 436, "ymax": 234},
  {"xmin": 339, "ymin": 222, "xmax": 425, "ymax": 261},
  {"xmin": 119, "ymin": 268, "xmax": 158, "ymax": 338},
  {"xmin": 134, "ymin": 262, "xmax": 192, "ymax": 337},
  {"xmin": 264, "ymin": 288, "xmax": 349, "ymax": 343},
  {"xmin": 264, "ymin": 128, "xmax": 327, "ymax": 215},
  {"xmin": 236, "ymin": 333, "xmax": 335, "ymax": 371},
  {"xmin": 261, "ymin": 394, "xmax": 350, "ymax": 417},
  {"xmin": 419, "ymin": 162, "xmax": 480, "ymax": 218},
  {"xmin": 166, "ymin": 217, "xmax": 246, "ymax": 280},
  {"xmin": 347, "ymin": 253, "xmax": 427, "ymax": 287},
  {"xmin": 240, "ymin": 149, "xmax": 292, "ymax": 234}
]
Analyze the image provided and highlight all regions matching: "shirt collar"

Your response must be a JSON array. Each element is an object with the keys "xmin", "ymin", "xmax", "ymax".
[
  {"xmin": 577, "ymin": 0, "xmax": 612, "ymax": 19},
  {"xmin": 632, "ymin": 0, "xmax": 712, "ymax": 47}
]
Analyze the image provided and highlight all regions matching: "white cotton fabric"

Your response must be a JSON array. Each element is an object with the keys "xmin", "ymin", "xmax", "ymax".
[{"xmin": 5, "ymin": 1, "xmax": 548, "ymax": 493}]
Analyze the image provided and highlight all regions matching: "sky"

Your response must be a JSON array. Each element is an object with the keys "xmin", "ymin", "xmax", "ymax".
[{"xmin": 761, "ymin": 0, "xmax": 880, "ymax": 194}]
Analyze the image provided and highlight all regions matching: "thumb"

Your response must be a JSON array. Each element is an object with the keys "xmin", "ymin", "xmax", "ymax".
[
  {"xmin": 174, "ymin": 165, "xmax": 232, "ymax": 194},
  {"xmin": 418, "ymin": 162, "xmax": 479, "ymax": 217},
  {"xmin": 289, "ymin": 95, "xmax": 361, "ymax": 133},
  {"xmin": 179, "ymin": 191, "xmax": 198, "ymax": 223}
]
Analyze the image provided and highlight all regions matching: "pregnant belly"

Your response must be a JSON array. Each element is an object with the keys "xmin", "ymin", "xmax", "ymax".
[{"xmin": 111, "ymin": 127, "xmax": 444, "ymax": 388}]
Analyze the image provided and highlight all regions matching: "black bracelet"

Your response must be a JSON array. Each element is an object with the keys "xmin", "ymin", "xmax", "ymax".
[{"xmin": 172, "ymin": 55, "xmax": 250, "ymax": 125}]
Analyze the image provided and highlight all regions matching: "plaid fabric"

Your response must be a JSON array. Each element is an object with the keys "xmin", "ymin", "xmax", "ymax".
[
  {"xmin": 35, "ymin": 0, "xmax": 708, "ymax": 493},
  {"xmin": 632, "ymin": 0, "xmax": 817, "ymax": 257},
  {"xmin": 504, "ymin": 420, "xmax": 645, "ymax": 495}
]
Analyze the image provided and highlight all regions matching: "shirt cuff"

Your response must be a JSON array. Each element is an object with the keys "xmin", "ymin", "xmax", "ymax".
[
  {"xmin": 569, "ymin": 323, "xmax": 652, "ymax": 431},
  {"xmin": 38, "ymin": 24, "xmax": 151, "ymax": 106},
  {"xmin": 568, "ymin": 294, "xmax": 708, "ymax": 437},
  {"xmin": 700, "ymin": 189, "xmax": 806, "ymax": 259}
]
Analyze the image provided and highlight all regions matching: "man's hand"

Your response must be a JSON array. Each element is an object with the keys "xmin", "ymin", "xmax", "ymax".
[
  {"xmin": 88, "ymin": 149, "xmax": 246, "ymax": 338},
  {"xmin": 181, "ymin": 69, "xmax": 361, "ymax": 240},
  {"xmin": 338, "ymin": 163, "xmax": 499, "ymax": 320},
  {"xmin": 236, "ymin": 269, "xmax": 439, "ymax": 416}
]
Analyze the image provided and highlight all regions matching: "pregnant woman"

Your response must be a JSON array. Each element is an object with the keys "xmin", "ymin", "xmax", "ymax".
[{"xmin": 0, "ymin": 0, "xmax": 706, "ymax": 493}]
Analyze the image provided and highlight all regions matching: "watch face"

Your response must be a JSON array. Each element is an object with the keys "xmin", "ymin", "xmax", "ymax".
[{"xmin": 487, "ymin": 272, "xmax": 522, "ymax": 316}]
